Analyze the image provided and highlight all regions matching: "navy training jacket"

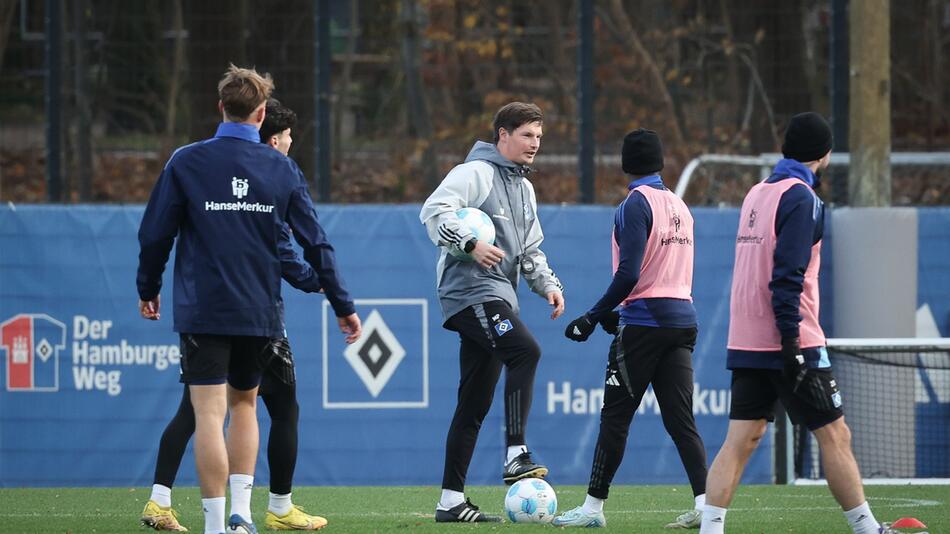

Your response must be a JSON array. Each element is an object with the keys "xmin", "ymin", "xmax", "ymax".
[{"xmin": 137, "ymin": 122, "xmax": 355, "ymax": 338}]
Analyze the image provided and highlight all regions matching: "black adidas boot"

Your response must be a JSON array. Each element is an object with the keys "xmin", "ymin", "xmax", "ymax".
[
  {"xmin": 503, "ymin": 451, "xmax": 549, "ymax": 485},
  {"xmin": 435, "ymin": 499, "xmax": 502, "ymax": 523}
]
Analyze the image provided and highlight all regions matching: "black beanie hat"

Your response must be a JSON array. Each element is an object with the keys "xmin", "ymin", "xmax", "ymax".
[
  {"xmin": 782, "ymin": 112, "xmax": 833, "ymax": 162},
  {"xmin": 622, "ymin": 128, "xmax": 664, "ymax": 175}
]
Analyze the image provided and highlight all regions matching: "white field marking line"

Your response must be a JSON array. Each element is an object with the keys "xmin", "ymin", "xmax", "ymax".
[
  {"xmin": 0, "ymin": 511, "xmax": 431, "ymax": 518},
  {"xmin": 0, "ymin": 511, "xmax": 436, "ymax": 519},
  {"xmin": 605, "ymin": 497, "xmax": 943, "ymax": 515},
  {"xmin": 0, "ymin": 498, "xmax": 941, "ymax": 519}
]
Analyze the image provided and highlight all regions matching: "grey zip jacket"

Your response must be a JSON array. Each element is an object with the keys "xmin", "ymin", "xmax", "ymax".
[{"xmin": 420, "ymin": 141, "xmax": 563, "ymax": 323}]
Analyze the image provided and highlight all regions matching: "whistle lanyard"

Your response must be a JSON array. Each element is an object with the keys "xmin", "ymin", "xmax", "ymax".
[{"xmin": 503, "ymin": 168, "xmax": 536, "ymax": 275}]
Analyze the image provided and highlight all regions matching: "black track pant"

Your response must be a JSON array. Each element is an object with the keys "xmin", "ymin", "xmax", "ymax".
[
  {"xmin": 261, "ymin": 383, "xmax": 299, "ymax": 495},
  {"xmin": 152, "ymin": 382, "xmax": 299, "ymax": 495},
  {"xmin": 587, "ymin": 325, "xmax": 707, "ymax": 499},
  {"xmin": 441, "ymin": 300, "xmax": 542, "ymax": 491},
  {"xmin": 152, "ymin": 386, "xmax": 195, "ymax": 489}
]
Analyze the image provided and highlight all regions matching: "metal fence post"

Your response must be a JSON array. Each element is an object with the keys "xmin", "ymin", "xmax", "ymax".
[
  {"xmin": 577, "ymin": 0, "xmax": 594, "ymax": 204},
  {"xmin": 314, "ymin": 0, "xmax": 332, "ymax": 202},
  {"xmin": 45, "ymin": 0, "xmax": 63, "ymax": 202},
  {"xmin": 830, "ymin": 0, "xmax": 849, "ymax": 206}
]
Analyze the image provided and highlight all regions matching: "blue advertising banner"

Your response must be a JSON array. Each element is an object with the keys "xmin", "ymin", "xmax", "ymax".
[{"xmin": 3, "ymin": 204, "xmax": 944, "ymax": 488}]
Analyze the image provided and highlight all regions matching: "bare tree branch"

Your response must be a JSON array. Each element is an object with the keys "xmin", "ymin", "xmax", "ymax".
[
  {"xmin": 718, "ymin": 0, "xmax": 742, "ymax": 129},
  {"xmin": 685, "ymin": 33, "xmax": 780, "ymax": 151},
  {"xmin": 599, "ymin": 0, "xmax": 687, "ymax": 149},
  {"xmin": 736, "ymin": 51, "xmax": 780, "ymax": 150},
  {"xmin": 894, "ymin": 65, "xmax": 950, "ymax": 123}
]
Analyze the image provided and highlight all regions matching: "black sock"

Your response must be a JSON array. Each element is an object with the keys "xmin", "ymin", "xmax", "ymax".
[
  {"xmin": 262, "ymin": 385, "xmax": 299, "ymax": 495},
  {"xmin": 153, "ymin": 386, "xmax": 195, "ymax": 488}
]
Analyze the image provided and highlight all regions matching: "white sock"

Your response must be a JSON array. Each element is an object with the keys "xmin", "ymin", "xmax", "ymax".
[
  {"xmin": 268, "ymin": 492, "xmax": 293, "ymax": 516},
  {"xmin": 506, "ymin": 445, "xmax": 528, "ymax": 463},
  {"xmin": 438, "ymin": 489, "xmax": 465, "ymax": 510},
  {"xmin": 844, "ymin": 502, "xmax": 880, "ymax": 534},
  {"xmin": 201, "ymin": 497, "xmax": 226, "ymax": 534},
  {"xmin": 694, "ymin": 493, "xmax": 706, "ymax": 511},
  {"xmin": 150, "ymin": 484, "xmax": 172, "ymax": 508},
  {"xmin": 228, "ymin": 474, "xmax": 254, "ymax": 520},
  {"xmin": 582, "ymin": 494, "xmax": 604, "ymax": 514},
  {"xmin": 700, "ymin": 504, "xmax": 727, "ymax": 534}
]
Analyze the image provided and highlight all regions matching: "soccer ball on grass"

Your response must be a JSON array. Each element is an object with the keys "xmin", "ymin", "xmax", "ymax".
[{"xmin": 504, "ymin": 478, "xmax": 557, "ymax": 524}]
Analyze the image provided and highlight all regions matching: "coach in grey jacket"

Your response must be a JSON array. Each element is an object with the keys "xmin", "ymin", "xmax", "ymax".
[{"xmin": 420, "ymin": 102, "xmax": 564, "ymax": 523}]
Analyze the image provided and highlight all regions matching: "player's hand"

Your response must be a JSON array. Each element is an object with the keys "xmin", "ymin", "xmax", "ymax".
[
  {"xmin": 599, "ymin": 310, "xmax": 620, "ymax": 335},
  {"xmin": 781, "ymin": 337, "xmax": 807, "ymax": 392},
  {"xmin": 564, "ymin": 314, "xmax": 595, "ymax": 342},
  {"xmin": 547, "ymin": 290, "xmax": 565, "ymax": 320},
  {"xmin": 338, "ymin": 313, "xmax": 362, "ymax": 344},
  {"xmin": 470, "ymin": 240, "xmax": 505, "ymax": 269},
  {"xmin": 139, "ymin": 296, "xmax": 160, "ymax": 320}
]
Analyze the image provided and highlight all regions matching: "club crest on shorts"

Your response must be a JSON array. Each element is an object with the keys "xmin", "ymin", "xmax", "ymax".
[
  {"xmin": 832, "ymin": 391, "xmax": 842, "ymax": 408},
  {"xmin": 495, "ymin": 319, "xmax": 513, "ymax": 336}
]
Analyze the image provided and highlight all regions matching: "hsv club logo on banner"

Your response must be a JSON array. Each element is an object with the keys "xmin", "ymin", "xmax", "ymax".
[{"xmin": 323, "ymin": 299, "xmax": 428, "ymax": 409}]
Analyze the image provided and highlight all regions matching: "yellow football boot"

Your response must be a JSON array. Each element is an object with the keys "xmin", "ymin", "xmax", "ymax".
[
  {"xmin": 141, "ymin": 500, "xmax": 188, "ymax": 531},
  {"xmin": 264, "ymin": 505, "xmax": 327, "ymax": 530}
]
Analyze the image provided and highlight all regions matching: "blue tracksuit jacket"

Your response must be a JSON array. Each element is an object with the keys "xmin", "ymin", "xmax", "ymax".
[{"xmin": 137, "ymin": 122, "xmax": 354, "ymax": 338}]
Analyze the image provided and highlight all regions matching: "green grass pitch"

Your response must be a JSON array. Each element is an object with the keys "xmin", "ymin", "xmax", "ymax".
[{"xmin": 0, "ymin": 484, "xmax": 944, "ymax": 533}]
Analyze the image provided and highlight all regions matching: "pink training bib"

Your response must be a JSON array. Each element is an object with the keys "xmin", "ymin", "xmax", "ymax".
[
  {"xmin": 612, "ymin": 186, "xmax": 694, "ymax": 305},
  {"xmin": 727, "ymin": 179, "xmax": 825, "ymax": 350}
]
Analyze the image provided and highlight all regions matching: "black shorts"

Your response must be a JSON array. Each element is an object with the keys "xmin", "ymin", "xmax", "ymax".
[
  {"xmin": 179, "ymin": 334, "xmax": 268, "ymax": 390},
  {"xmin": 729, "ymin": 368, "xmax": 844, "ymax": 431},
  {"xmin": 258, "ymin": 337, "xmax": 296, "ymax": 396}
]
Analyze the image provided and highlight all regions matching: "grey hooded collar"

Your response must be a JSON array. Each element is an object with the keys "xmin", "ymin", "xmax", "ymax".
[{"xmin": 464, "ymin": 141, "xmax": 533, "ymax": 178}]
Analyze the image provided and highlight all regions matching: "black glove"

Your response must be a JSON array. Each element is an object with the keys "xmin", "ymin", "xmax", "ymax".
[
  {"xmin": 599, "ymin": 310, "xmax": 620, "ymax": 335},
  {"xmin": 781, "ymin": 337, "xmax": 808, "ymax": 392},
  {"xmin": 565, "ymin": 314, "xmax": 596, "ymax": 342}
]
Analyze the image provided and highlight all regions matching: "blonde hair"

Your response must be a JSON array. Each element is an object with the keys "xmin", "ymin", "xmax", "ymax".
[{"xmin": 217, "ymin": 64, "xmax": 275, "ymax": 120}]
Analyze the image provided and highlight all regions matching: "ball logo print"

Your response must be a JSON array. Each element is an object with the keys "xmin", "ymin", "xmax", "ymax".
[
  {"xmin": 1, "ymin": 314, "xmax": 66, "ymax": 392},
  {"xmin": 343, "ymin": 309, "xmax": 406, "ymax": 398}
]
